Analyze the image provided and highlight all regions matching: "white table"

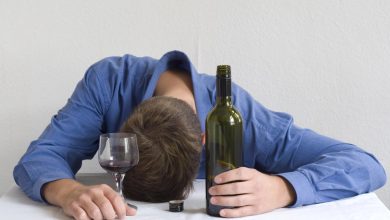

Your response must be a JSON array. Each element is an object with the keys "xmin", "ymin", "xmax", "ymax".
[{"xmin": 1, "ymin": 174, "xmax": 389, "ymax": 219}]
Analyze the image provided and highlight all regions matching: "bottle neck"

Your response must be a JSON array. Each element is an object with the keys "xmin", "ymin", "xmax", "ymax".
[{"xmin": 216, "ymin": 76, "xmax": 232, "ymax": 106}]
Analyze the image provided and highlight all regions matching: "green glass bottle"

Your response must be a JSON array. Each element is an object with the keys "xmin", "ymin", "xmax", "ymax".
[{"xmin": 205, "ymin": 65, "xmax": 243, "ymax": 217}]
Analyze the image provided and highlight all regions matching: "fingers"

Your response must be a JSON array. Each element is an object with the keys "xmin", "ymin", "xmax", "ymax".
[
  {"xmin": 91, "ymin": 193, "xmax": 116, "ymax": 219},
  {"xmin": 67, "ymin": 202, "xmax": 90, "ymax": 220},
  {"xmin": 220, "ymin": 206, "xmax": 258, "ymax": 218},
  {"xmin": 63, "ymin": 184, "xmax": 134, "ymax": 220},
  {"xmin": 214, "ymin": 167, "xmax": 256, "ymax": 184},
  {"xmin": 211, "ymin": 194, "xmax": 256, "ymax": 207},
  {"xmin": 209, "ymin": 180, "xmax": 253, "ymax": 196},
  {"xmin": 210, "ymin": 169, "xmax": 292, "ymax": 217},
  {"xmin": 126, "ymin": 204, "xmax": 137, "ymax": 216},
  {"xmin": 101, "ymin": 185, "xmax": 126, "ymax": 218},
  {"xmin": 77, "ymin": 195, "xmax": 103, "ymax": 220}
]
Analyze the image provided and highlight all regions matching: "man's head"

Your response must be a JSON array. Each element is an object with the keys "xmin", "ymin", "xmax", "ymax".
[{"xmin": 121, "ymin": 96, "xmax": 202, "ymax": 202}]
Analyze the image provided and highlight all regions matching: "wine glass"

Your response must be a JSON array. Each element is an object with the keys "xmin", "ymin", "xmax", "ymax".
[{"xmin": 98, "ymin": 133, "xmax": 139, "ymax": 198}]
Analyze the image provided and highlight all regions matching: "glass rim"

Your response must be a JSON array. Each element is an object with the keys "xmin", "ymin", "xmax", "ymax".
[{"xmin": 100, "ymin": 133, "xmax": 137, "ymax": 139}]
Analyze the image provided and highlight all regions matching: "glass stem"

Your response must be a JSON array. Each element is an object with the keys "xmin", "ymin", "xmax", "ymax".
[{"xmin": 113, "ymin": 173, "xmax": 125, "ymax": 198}]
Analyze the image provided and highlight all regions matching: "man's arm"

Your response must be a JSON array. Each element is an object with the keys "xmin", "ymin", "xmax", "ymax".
[
  {"xmin": 13, "ymin": 57, "xmax": 139, "ymax": 219},
  {"xmin": 266, "ymin": 124, "xmax": 387, "ymax": 207},
  {"xmin": 13, "ymin": 65, "xmax": 107, "ymax": 202}
]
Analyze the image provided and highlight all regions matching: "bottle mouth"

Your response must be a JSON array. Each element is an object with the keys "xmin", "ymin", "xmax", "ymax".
[{"xmin": 217, "ymin": 65, "xmax": 231, "ymax": 78}]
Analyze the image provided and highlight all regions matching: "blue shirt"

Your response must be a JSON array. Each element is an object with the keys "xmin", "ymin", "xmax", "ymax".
[{"xmin": 14, "ymin": 51, "xmax": 386, "ymax": 207}]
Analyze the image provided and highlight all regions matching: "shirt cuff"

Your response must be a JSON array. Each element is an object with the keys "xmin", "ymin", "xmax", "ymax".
[
  {"xmin": 32, "ymin": 172, "xmax": 75, "ymax": 204},
  {"xmin": 277, "ymin": 171, "xmax": 315, "ymax": 207}
]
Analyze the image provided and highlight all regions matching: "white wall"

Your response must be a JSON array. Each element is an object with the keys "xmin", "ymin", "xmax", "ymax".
[{"xmin": 1, "ymin": 0, "xmax": 389, "ymax": 208}]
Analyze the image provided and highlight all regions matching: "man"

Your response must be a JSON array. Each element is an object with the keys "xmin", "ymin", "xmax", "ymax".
[{"xmin": 14, "ymin": 50, "xmax": 386, "ymax": 219}]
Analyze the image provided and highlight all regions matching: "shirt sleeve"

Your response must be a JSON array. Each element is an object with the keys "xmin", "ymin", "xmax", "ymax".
[
  {"xmin": 13, "ymin": 66, "xmax": 109, "ymax": 202},
  {"xmin": 233, "ymin": 84, "xmax": 387, "ymax": 207},
  {"xmin": 275, "ymin": 125, "xmax": 387, "ymax": 207}
]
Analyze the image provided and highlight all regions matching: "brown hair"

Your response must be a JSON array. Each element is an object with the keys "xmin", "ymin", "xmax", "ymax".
[{"xmin": 121, "ymin": 96, "xmax": 202, "ymax": 202}]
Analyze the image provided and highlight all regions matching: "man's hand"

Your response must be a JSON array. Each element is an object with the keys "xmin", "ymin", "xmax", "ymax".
[
  {"xmin": 208, "ymin": 167, "xmax": 296, "ymax": 218},
  {"xmin": 43, "ymin": 179, "xmax": 136, "ymax": 220}
]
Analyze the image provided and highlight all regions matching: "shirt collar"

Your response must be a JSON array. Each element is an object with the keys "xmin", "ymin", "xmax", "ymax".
[{"xmin": 141, "ymin": 50, "xmax": 209, "ymax": 132}]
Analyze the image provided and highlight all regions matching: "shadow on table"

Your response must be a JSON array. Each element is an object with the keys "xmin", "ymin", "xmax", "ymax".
[{"xmin": 182, "ymin": 208, "xmax": 206, "ymax": 214}]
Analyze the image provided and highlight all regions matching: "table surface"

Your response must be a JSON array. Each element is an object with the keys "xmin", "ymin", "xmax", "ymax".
[{"xmin": 1, "ymin": 173, "xmax": 389, "ymax": 220}]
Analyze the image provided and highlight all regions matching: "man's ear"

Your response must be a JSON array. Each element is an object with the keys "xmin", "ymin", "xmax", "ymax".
[{"xmin": 201, "ymin": 133, "xmax": 206, "ymax": 145}]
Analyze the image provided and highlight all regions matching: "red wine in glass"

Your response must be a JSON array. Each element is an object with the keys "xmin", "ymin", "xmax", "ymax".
[{"xmin": 100, "ymin": 160, "xmax": 133, "ymax": 174}]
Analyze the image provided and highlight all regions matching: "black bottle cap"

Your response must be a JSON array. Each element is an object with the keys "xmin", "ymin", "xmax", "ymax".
[{"xmin": 169, "ymin": 200, "xmax": 184, "ymax": 212}]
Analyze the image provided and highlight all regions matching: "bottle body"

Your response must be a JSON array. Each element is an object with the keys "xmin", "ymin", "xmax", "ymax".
[{"xmin": 205, "ymin": 65, "xmax": 243, "ymax": 217}]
